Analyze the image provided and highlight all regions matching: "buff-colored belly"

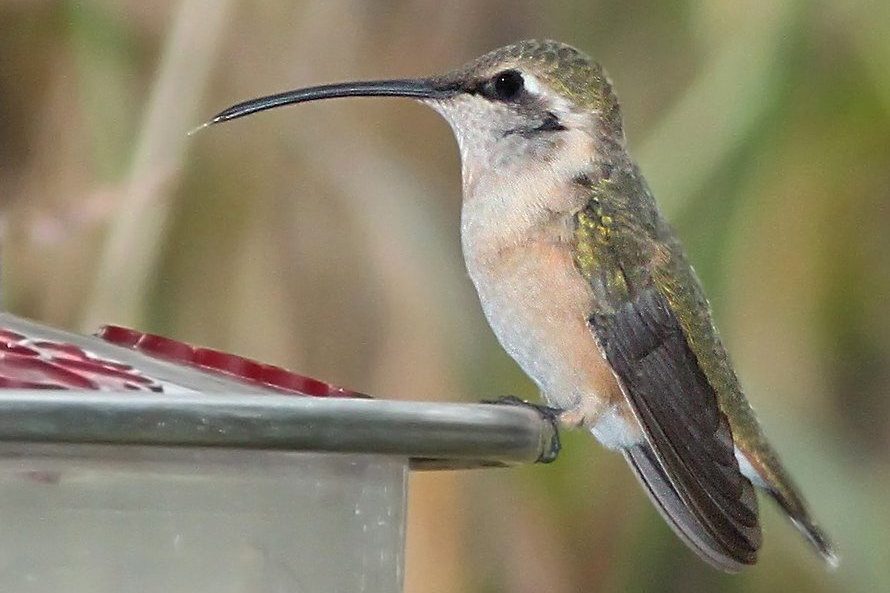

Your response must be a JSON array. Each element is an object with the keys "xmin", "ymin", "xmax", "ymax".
[{"xmin": 465, "ymin": 239, "xmax": 638, "ymax": 447}]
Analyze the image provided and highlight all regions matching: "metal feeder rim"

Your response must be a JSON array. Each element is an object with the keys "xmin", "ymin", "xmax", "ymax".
[{"xmin": 0, "ymin": 390, "xmax": 557, "ymax": 470}]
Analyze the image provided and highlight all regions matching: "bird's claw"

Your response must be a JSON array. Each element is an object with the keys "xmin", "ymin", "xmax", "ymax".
[{"xmin": 481, "ymin": 396, "xmax": 563, "ymax": 463}]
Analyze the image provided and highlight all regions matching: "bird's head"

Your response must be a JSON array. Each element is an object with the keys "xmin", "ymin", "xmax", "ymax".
[{"xmin": 204, "ymin": 40, "xmax": 624, "ymax": 192}]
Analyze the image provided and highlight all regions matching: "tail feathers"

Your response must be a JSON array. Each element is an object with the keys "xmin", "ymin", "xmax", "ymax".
[
  {"xmin": 766, "ymin": 487, "xmax": 840, "ymax": 569},
  {"xmin": 624, "ymin": 444, "xmax": 759, "ymax": 572}
]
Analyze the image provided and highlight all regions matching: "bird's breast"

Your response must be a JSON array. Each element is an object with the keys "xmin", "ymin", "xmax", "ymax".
[{"xmin": 460, "ymin": 206, "xmax": 625, "ymax": 423}]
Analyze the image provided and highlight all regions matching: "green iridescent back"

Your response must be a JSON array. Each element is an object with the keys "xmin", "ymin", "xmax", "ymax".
[{"xmin": 571, "ymin": 155, "xmax": 806, "ymax": 527}]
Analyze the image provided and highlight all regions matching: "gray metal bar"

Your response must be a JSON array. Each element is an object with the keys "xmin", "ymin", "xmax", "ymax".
[{"xmin": 0, "ymin": 391, "xmax": 555, "ymax": 470}]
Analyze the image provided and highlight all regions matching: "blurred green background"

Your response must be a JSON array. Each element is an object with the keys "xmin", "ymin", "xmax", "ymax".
[{"xmin": 2, "ymin": 1, "xmax": 888, "ymax": 591}]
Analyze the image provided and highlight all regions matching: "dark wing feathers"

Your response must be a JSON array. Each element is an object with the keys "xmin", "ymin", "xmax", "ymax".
[
  {"xmin": 624, "ymin": 445, "xmax": 758, "ymax": 572},
  {"xmin": 590, "ymin": 288, "xmax": 762, "ymax": 570}
]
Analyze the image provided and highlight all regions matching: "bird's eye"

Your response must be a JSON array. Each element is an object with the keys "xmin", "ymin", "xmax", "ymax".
[{"xmin": 492, "ymin": 70, "xmax": 524, "ymax": 101}]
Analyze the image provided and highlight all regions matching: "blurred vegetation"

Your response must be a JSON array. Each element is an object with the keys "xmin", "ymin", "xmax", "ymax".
[{"xmin": 2, "ymin": 1, "xmax": 889, "ymax": 592}]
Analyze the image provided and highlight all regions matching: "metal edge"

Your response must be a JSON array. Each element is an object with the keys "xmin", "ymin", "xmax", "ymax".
[{"xmin": 0, "ymin": 391, "xmax": 556, "ymax": 470}]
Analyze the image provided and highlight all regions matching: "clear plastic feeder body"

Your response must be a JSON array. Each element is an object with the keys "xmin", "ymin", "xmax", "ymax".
[{"xmin": 0, "ymin": 445, "xmax": 406, "ymax": 593}]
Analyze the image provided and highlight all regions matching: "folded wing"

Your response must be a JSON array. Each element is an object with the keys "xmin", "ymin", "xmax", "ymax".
[{"xmin": 589, "ymin": 288, "xmax": 761, "ymax": 571}]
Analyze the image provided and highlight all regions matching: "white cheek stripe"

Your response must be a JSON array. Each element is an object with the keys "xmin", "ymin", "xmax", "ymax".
[
  {"xmin": 520, "ymin": 74, "xmax": 577, "ymax": 125},
  {"xmin": 522, "ymin": 73, "xmax": 542, "ymax": 95}
]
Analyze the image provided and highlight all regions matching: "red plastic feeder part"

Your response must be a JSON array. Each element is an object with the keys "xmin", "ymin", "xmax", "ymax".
[{"xmin": 97, "ymin": 325, "xmax": 367, "ymax": 398}]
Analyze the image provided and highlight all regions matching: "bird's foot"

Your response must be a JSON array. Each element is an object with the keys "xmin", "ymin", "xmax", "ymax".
[{"xmin": 482, "ymin": 396, "xmax": 563, "ymax": 463}]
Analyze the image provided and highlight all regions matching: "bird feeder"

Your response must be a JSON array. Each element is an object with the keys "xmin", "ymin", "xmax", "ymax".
[{"xmin": 0, "ymin": 312, "xmax": 556, "ymax": 593}]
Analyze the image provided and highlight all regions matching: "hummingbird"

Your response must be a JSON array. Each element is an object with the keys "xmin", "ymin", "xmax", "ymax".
[{"xmin": 203, "ymin": 39, "xmax": 837, "ymax": 571}]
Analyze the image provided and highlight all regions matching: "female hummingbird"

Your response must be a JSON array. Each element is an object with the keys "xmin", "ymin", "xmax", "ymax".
[{"xmin": 204, "ymin": 39, "xmax": 837, "ymax": 571}]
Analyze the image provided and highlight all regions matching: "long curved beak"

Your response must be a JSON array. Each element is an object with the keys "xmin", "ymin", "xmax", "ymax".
[{"xmin": 201, "ymin": 78, "xmax": 454, "ymax": 129}]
